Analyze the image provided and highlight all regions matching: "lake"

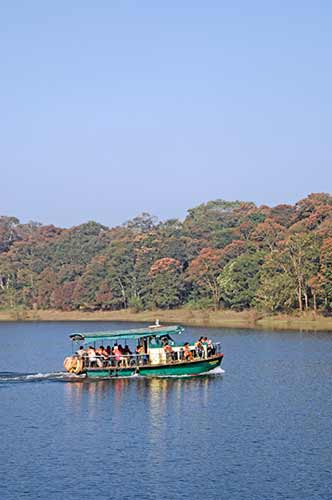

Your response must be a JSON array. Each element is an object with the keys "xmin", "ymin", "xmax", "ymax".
[{"xmin": 0, "ymin": 321, "xmax": 332, "ymax": 500}]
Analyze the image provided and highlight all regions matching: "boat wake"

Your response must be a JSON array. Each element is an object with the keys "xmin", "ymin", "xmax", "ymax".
[
  {"xmin": 0, "ymin": 367, "xmax": 225, "ymax": 384},
  {"xmin": 0, "ymin": 371, "xmax": 84, "ymax": 384},
  {"xmin": 205, "ymin": 366, "xmax": 225, "ymax": 375}
]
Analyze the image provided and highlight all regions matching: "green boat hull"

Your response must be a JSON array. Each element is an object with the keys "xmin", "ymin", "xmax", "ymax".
[{"xmin": 86, "ymin": 355, "xmax": 223, "ymax": 379}]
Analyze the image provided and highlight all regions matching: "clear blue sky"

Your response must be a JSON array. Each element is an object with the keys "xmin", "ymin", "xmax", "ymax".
[{"xmin": 1, "ymin": 1, "xmax": 332, "ymax": 227}]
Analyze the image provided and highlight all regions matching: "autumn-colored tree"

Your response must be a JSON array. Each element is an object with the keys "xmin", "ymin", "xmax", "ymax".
[
  {"xmin": 187, "ymin": 248, "xmax": 224, "ymax": 309},
  {"xmin": 251, "ymin": 218, "xmax": 286, "ymax": 252},
  {"xmin": 148, "ymin": 258, "xmax": 184, "ymax": 309},
  {"xmin": 35, "ymin": 269, "xmax": 59, "ymax": 309},
  {"xmin": 220, "ymin": 240, "xmax": 252, "ymax": 262},
  {"xmin": 50, "ymin": 282, "xmax": 78, "ymax": 310},
  {"xmin": 268, "ymin": 204, "xmax": 297, "ymax": 227}
]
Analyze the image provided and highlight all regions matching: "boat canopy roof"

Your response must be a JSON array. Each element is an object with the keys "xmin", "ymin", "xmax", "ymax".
[{"xmin": 70, "ymin": 325, "xmax": 184, "ymax": 343}]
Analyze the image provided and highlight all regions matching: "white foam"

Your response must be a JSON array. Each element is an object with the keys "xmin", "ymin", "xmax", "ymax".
[
  {"xmin": 149, "ymin": 366, "xmax": 225, "ymax": 379},
  {"xmin": 0, "ymin": 371, "xmax": 85, "ymax": 382}
]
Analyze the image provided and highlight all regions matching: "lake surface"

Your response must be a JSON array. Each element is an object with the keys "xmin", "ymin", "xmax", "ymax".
[{"xmin": 1, "ymin": 322, "xmax": 332, "ymax": 500}]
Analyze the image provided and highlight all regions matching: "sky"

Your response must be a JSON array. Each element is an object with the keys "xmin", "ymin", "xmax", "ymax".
[{"xmin": 1, "ymin": 1, "xmax": 332, "ymax": 228}]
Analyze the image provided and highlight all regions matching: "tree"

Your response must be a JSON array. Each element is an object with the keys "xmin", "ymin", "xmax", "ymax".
[
  {"xmin": 124, "ymin": 213, "xmax": 158, "ymax": 233},
  {"xmin": 285, "ymin": 233, "xmax": 320, "ymax": 311},
  {"xmin": 218, "ymin": 252, "xmax": 265, "ymax": 310},
  {"xmin": 148, "ymin": 258, "xmax": 184, "ymax": 309},
  {"xmin": 317, "ymin": 238, "xmax": 332, "ymax": 311},
  {"xmin": 255, "ymin": 234, "xmax": 320, "ymax": 312},
  {"xmin": 255, "ymin": 262, "xmax": 297, "ymax": 312},
  {"xmin": 50, "ymin": 282, "xmax": 78, "ymax": 310},
  {"xmin": 0, "ymin": 216, "xmax": 20, "ymax": 252},
  {"xmin": 187, "ymin": 248, "xmax": 224, "ymax": 309},
  {"xmin": 183, "ymin": 199, "xmax": 254, "ymax": 246},
  {"xmin": 251, "ymin": 218, "xmax": 286, "ymax": 252}
]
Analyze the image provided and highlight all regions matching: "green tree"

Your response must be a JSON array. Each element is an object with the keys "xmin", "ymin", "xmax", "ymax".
[
  {"xmin": 255, "ymin": 253, "xmax": 297, "ymax": 312},
  {"xmin": 317, "ymin": 238, "xmax": 332, "ymax": 311},
  {"xmin": 218, "ymin": 252, "xmax": 265, "ymax": 310},
  {"xmin": 255, "ymin": 234, "xmax": 320, "ymax": 312},
  {"xmin": 286, "ymin": 233, "xmax": 320, "ymax": 311}
]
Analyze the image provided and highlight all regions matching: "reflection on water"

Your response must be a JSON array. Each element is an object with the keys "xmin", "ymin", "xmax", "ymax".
[{"xmin": 64, "ymin": 374, "xmax": 220, "ymax": 420}]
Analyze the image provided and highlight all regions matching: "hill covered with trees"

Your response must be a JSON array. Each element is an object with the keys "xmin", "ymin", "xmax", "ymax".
[{"xmin": 1, "ymin": 193, "xmax": 332, "ymax": 316}]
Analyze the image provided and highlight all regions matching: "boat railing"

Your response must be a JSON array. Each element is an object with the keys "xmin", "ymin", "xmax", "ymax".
[
  {"xmin": 180, "ymin": 341, "xmax": 222, "ymax": 360},
  {"xmin": 83, "ymin": 353, "xmax": 149, "ymax": 369},
  {"xmin": 79, "ymin": 342, "xmax": 222, "ymax": 369}
]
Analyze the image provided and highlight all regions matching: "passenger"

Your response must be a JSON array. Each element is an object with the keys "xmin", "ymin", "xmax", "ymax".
[
  {"xmin": 136, "ymin": 343, "xmax": 144, "ymax": 354},
  {"xmin": 194, "ymin": 337, "xmax": 204, "ymax": 358},
  {"xmin": 87, "ymin": 346, "xmax": 100, "ymax": 367},
  {"xmin": 123, "ymin": 344, "xmax": 132, "ymax": 355},
  {"xmin": 106, "ymin": 345, "xmax": 111, "ymax": 356},
  {"xmin": 183, "ymin": 342, "xmax": 193, "ymax": 361},
  {"xmin": 102, "ymin": 346, "xmax": 109, "ymax": 357},
  {"xmin": 97, "ymin": 346, "xmax": 109, "ymax": 365},
  {"xmin": 135, "ymin": 343, "xmax": 145, "ymax": 364},
  {"xmin": 113, "ymin": 345, "xmax": 122, "ymax": 362},
  {"xmin": 202, "ymin": 337, "xmax": 209, "ymax": 358},
  {"xmin": 76, "ymin": 346, "xmax": 86, "ymax": 358},
  {"xmin": 164, "ymin": 342, "xmax": 174, "ymax": 362},
  {"xmin": 76, "ymin": 346, "xmax": 88, "ymax": 368},
  {"xmin": 94, "ymin": 346, "xmax": 104, "ymax": 367},
  {"xmin": 203, "ymin": 337, "xmax": 214, "ymax": 356},
  {"xmin": 113, "ymin": 344, "xmax": 127, "ymax": 366},
  {"xmin": 118, "ymin": 344, "xmax": 130, "ymax": 367}
]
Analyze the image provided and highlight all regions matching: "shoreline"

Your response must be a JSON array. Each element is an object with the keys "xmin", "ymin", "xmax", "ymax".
[{"xmin": 0, "ymin": 308, "xmax": 331, "ymax": 332}]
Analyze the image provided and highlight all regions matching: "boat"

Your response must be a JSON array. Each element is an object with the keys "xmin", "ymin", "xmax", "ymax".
[{"xmin": 64, "ymin": 324, "xmax": 224, "ymax": 378}]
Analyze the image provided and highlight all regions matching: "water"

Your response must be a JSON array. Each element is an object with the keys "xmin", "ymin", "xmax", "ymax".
[{"xmin": 1, "ymin": 322, "xmax": 332, "ymax": 500}]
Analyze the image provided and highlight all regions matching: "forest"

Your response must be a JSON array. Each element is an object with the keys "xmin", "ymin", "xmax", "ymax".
[{"xmin": 1, "ymin": 193, "xmax": 332, "ymax": 316}]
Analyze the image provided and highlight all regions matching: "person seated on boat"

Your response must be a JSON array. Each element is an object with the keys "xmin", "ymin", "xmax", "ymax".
[
  {"xmin": 123, "ymin": 344, "xmax": 132, "ymax": 357},
  {"xmin": 135, "ymin": 343, "xmax": 145, "ymax": 354},
  {"xmin": 164, "ymin": 342, "xmax": 175, "ymax": 362},
  {"xmin": 76, "ymin": 346, "xmax": 88, "ymax": 367},
  {"xmin": 96, "ymin": 345, "xmax": 103, "ymax": 356},
  {"xmin": 202, "ymin": 337, "xmax": 209, "ymax": 358},
  {"xmin": 113, "ymin": 344, "xmax": 123, "ymax": 365},
  {"xmin": 87, "ymin": 346, "xmax": 102, "ymax": 367},
  {"xmin": 204, "ymin": 337, "xmax": 214, "ymax": 356},
  {"xmin": 106, "ymin": 345, "xmax": 111, "ymax": 356},
  {"xmin": 136, "ymin": 344, "xmax": 146, "ymax": 365},
  {"xmin": 194, "ymin": 337, "xmax": 204, "ymax": 358},
  {"xmin": 76, "ymin": 346, "xmax": 86, "ymax": 357},
  {"xmin": 97, "ymin": 346, "xmax": 109, "ymax": 365},
  {"xmin": 118, "ymin": 344, "xmax": 129, "ymax": 367},
  {"xmin": 108, "ymin": 346, "xmax": 117, "ymax": 365},
  {"xmin": 183, "ymin": 342, "xmax": 193, "ymax": 361}
]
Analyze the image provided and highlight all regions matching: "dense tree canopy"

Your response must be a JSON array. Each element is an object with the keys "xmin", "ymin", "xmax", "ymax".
[{"xmin": 1, "ymin": 193, "xmax": 332, "ymax": 313}]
